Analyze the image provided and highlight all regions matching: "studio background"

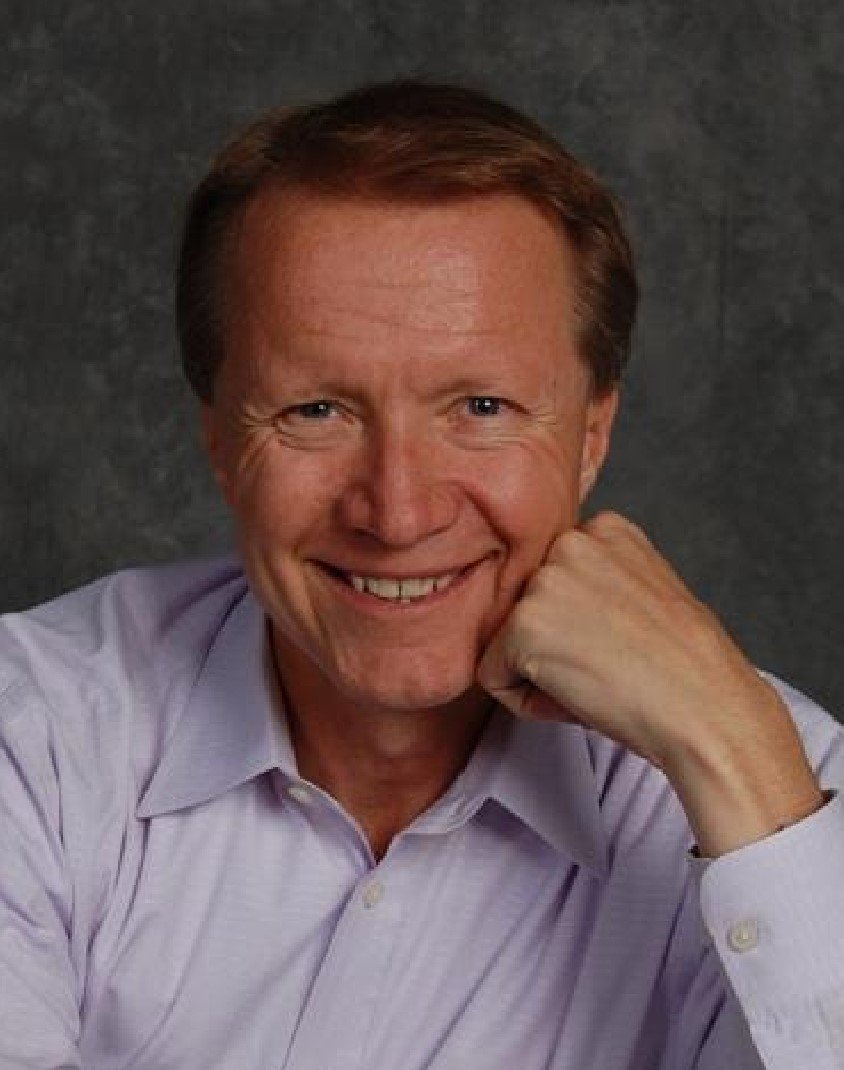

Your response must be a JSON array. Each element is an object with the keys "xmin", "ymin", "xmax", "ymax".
[{"xmin": 3, "ymin": 2, "xmax": 843, "ymax": 717}]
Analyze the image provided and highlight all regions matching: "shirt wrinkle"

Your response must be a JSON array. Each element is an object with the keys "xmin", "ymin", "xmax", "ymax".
[
  {"xmin": 1, "ymin": 555, "xmax": 842, "ymax": 1070},
  {"xmin": 134, "ymin": 580, "xmax": 610, "ymax": 877}
]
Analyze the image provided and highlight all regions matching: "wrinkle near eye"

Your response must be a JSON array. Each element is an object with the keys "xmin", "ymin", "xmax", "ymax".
[{"xmin": 234, "ymin": 403, "xmax": 276, "ymax": 437}]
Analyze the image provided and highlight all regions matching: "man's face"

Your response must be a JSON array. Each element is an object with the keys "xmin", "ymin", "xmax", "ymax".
[{"xmin": 203, "ymin": 189, "xmax": 618, "ymax": 715}]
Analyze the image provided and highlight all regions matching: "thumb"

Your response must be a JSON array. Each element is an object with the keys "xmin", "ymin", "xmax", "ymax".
[{"xmin": 476, "ymin": 622, "xmax": 579, "ymax": 723}]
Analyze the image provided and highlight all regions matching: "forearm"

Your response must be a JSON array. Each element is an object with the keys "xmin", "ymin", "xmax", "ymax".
[{"xmin": 663, "ymin": 680, "xmax": 825, "ymax": 858}]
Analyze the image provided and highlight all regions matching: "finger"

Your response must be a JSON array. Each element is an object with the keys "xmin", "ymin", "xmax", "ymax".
[
  {"xmin": 578, "ymin": 511, "xmax": 691, "ymax": 598},
  {"xmin": 476, "ymin": 621, "xmax": 580, "ymax": 723},
  {"xmin": 475, "ymin": 620, "xmax": 517, "ymax": 697},
  {"xmin": 478, "ymin": 669, "xmax": 580, "ymax": 723}
]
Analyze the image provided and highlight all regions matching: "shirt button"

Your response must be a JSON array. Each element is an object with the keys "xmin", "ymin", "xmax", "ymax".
[
  {"xmin": 287, "ymin": 782, "xmax": 313, "ymax": 804},
  {"xmin": 362, "ymin": 881, "xmax": 384, "ymax": 909},
  {"xmin": 727, "ymin": 918, "xmax": 760, "ymax": 953}
]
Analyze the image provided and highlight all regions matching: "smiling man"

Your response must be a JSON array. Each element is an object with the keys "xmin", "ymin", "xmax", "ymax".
[
  {"xmin": 2, "ymin": 82, "xmax": 843, "ymax": 1069},
  {"xmin": 202, "ymin": 184, "xmax": 617, "ymax": 860}
]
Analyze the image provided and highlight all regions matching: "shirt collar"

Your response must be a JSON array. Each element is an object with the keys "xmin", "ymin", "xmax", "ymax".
[
  {"xmin": 136, "ymin": 591, "xmax": 293, "ymax": 818},
  {"xmin": 137, "ymin": 591, "xmax": 608, "ymax": 877},
  {"xmin": 481, "ymin": 709, "xmax": 609, "ymax": 877}
]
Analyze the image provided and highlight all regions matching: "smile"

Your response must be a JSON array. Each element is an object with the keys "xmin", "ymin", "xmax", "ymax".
[
  {"xmin": 317, "ymin": 561, "xmax": 481, "ymax": 608},
  {"xmin": 347, "ymin": 571, "xmax": 461, "ymax": 601}
]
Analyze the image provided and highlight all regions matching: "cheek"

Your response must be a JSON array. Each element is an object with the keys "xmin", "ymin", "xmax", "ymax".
[
  {"xmin": 471, "ymin": 438, "xmax": 582, "ymax": 546},
  {"xmin": 227, "ymin": 429, "xmax": 582, "ymax": 556},
  {"xmin": 229, "ymin": 440, "xmax": 342, "ymax": 543}
]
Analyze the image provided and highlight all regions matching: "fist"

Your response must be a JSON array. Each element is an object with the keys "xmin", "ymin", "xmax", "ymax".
[{"xmin": 475, "ymin": 511, "xmax": 777, "ymax": 772}]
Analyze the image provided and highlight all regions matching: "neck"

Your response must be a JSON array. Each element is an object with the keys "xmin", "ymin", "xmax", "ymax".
[{"xmin": 271, "ymin": 629, "xmax": 494, "ymax": 861}]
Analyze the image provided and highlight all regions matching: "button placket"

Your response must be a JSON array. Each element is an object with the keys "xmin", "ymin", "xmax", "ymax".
[{"xmin": 281, "ymin": 865, "xmax": 404, "ymax": 1070}]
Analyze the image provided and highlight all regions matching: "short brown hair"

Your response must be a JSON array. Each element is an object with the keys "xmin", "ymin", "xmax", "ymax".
[{"xmin": 176, "ymin": 80, "xmax": 638, "ymax": 402}]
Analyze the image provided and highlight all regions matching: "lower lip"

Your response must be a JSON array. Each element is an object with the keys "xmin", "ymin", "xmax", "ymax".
[{"xmin": 316, "ymin": 560, "xmax": 485, "ymax": 614}]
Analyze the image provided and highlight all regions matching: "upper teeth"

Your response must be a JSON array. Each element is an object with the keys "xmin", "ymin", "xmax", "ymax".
[{"xmin": 348, "ymin": 572, "xmax": 460, "ymax": 600}]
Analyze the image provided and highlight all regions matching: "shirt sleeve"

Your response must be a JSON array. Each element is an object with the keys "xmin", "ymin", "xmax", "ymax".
[
  {"xmin": 680, "ymin": 674, "xmax": 844, "ymax": 1070},
  {"xmin": 685, "ymin": 790, "xmax": 844, "ymax": 1070},
  {"xmin": 0, "ymin": 677, "xmax": 82, "ymax": 1069}
]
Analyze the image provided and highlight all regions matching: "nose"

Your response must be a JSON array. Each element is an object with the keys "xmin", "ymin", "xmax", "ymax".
[{"xmin": 337, "ymin": 420, "xmax": 460, "ymax": 547}]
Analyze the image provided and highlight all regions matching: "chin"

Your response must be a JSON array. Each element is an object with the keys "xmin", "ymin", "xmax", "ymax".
[
  {"xmin": 311, "ymin": 626, "xmax": 483, "ymax": 711},
  {"xmin": 339, "ymin": 662, "xmax": 478, "ymax": 714}
]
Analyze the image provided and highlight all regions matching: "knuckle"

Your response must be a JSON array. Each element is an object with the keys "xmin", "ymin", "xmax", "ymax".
[
  {"xmin": 584, "ymin": 510, "xmax": 656, "ymax": 552},
  {"xmin": 517, "ymin": 654, "xmax": 541, "ymax": 683},
  {"xmin": 586, "ymin": 510, "xmax": 630, "ymax": 537},
  {"xmin": 581, "ymin": 505, "xmax": 620, "ymax": 530},
  {"xmin": 545, "ymin": 531, "xmax": 573, "ymax": 562},
  {"xmin": 526, "ymin": 563, "xmax": 561, "ymax": 596},
  {"xmin": 510, "ymin": 594, "xmax": 541, "ymax": 635},
  {"xmin": 506, "ymin": 597, "xmax": 546, "ymax": 655},
  {"xmin": 549, "ymin": 529, "xmax": 593, "ymax": 565}
]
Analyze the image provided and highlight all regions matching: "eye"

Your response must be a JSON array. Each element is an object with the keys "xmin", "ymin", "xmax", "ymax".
[
  {"xmin": 288, "ymin": 400, "xmax": 337, "ymax": 420},
  {"xmin": 466, "ymin": 396, "xmax": 506, "ymax": 416},
  {"xmin": 273, "ymin": 399, "xmax": 349, "ymax": 437}
]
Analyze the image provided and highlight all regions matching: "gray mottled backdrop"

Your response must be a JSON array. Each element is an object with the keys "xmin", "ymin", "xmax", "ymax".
[{"xmin": 2, "ymin": 2, "xmax": 843, "ymax": 716}]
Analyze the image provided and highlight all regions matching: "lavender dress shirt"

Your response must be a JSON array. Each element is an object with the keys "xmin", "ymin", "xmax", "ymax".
[{"xmin": 1, "ymin": 557, "xmax": 843, "ymax": 1069}]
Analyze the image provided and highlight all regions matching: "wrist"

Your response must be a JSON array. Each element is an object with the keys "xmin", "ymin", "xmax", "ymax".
[
  {"xmin": 662, "ymin": 697, "xmax": 825, "ymax": 858},
  {"xmin": 687, "ymin": 787, "xmax": 830, "ymax": 860}
]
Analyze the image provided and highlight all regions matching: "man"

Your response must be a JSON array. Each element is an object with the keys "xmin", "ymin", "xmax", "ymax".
[{"xmin": 1, "ymin": 81, "xmax": 842, "ymax": 1069}]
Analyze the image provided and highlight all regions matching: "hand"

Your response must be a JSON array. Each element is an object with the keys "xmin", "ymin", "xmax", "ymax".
[
  {"xmin": 477, "ymin": 511, "xmax": 757, "ymax": 768},
  {"xmin": 476, "ymin": 511, "xmax": 825, "ymax": 856}
]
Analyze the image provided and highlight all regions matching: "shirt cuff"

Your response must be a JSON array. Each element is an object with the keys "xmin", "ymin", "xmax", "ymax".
[{"xmin": 687, "ymin": 788, "xmax": 844, "ymax": 1033}]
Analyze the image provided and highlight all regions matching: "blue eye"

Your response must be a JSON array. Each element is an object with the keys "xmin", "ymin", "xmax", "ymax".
[
  {"xmin": 292, "ymin": 401, "xmax": 336, "ymax": 419},
  {"xmin": 467, "ymin": 396, "xmax": 503, "ymax": 416}
]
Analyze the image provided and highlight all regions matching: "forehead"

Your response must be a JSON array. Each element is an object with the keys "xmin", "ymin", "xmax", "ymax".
[{"xmin": 226, "ymin": 188, "xmax": 584, "ymax": 390}]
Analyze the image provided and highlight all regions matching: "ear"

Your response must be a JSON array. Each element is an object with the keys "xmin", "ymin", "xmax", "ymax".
[
  {"xmin": 578, "ymin": 386, "xmax": 619, "ymax": 502},
  {"xmin": 200, "ymin": 403, "xmax": 238, "ymax": 507}
]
